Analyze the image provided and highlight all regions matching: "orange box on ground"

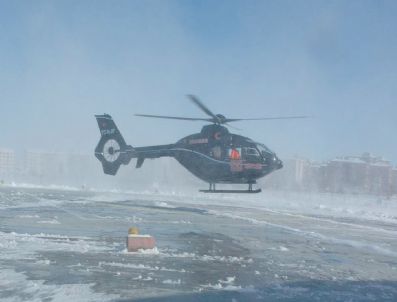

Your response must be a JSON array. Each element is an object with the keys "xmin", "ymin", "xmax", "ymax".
[{"xmin": 127, "ymin": 234, "xmax": 156, "ymax": 252}]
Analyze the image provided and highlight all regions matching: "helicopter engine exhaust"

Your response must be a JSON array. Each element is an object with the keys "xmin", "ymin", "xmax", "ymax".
[{"xmin": 94, "ymin": 114, "xmax": 134, "ymax": 175}]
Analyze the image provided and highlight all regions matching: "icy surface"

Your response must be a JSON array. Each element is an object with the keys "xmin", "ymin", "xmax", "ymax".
[{"xmin": 0, "ymin": 186, "xmax": 396, "ymax": 301}]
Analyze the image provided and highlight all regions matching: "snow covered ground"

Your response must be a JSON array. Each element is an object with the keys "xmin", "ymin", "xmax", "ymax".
[{"xmin": 0, "ymin": 186, "xmax": 396, "ymax": 301}]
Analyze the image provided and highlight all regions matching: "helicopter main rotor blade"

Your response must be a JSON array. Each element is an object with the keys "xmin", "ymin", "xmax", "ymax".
[
  {"xmin": 187, "ymin": 94, "xmax": 219, "ymax": 122},
  {"xmin": 224, "ymin": 115, "xmax": 313, "ymax": 123},
  {"xmin": 135, "ymin": 114, "xmax": 212, "ymax": 122},
  {"xmin": 224, "ymin": 123, "xmax": 242, "ymax": 131}
]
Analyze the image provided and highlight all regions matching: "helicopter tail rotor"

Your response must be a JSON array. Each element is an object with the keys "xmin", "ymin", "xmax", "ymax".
[{"xmin": 94, "ymin": 114, "xmax": 134, "ymax": 175}]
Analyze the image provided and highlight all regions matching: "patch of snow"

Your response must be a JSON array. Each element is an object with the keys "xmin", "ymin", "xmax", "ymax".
[
  {"xmin": 137, "ymin": 247, "xmax": 160, "ymax": 255},
  {"xmin": 37, "ymin": 219, "xmax": 60, "ymax": 225},
  {"xmin": 154, "ymin": 201, "xmax": 175, "ymax": 208},
  {"xmin": 201, "ymin": 283, "xmax": 242, "ymax": 291},
  {"xmin": 98, "ymin": 261, "xmax": 187, "ymax": 273},
  {"xmin": 219, "ymin": 276, "xmax": 236, "ymax": 284},
  {"xmin": 162, "ymin": 279, "xmax": 181, "ymax": 285},
  {"xmin": 35, "ymin": 259, "xmax": 51, "ymax": 265},
  {"xmin": 209, "ymin": 211, "xmax": 397, "ymax": 257},
  {"xmin": 17, "ymin": 214, "xmax": 40, "ymax": 219},
  {"xmin": 0, "ymin": 231, "xmax": 111, "ymax": 261},
  {"xmin": 0, "ymin": 269, "xmax": 119, "ymax": 302},
  {"xmin": 7, "ymin": 182, "xmax": 80, "ymax": 191},
  {"xmin": 161, "ymin": 250, "xmax": 253, "ymax": 264}
]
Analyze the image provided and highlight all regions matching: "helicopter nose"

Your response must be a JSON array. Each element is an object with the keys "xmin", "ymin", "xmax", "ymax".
[
  {"xmin": 277, "ymin": 159, "xmax": 283, "ymax": 169},
  {"xmin": 271, "ymin": 155, "xmax": 283, "ymax": 170}
]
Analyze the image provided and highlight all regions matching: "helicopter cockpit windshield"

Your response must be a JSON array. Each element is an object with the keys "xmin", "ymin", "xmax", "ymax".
[
  {"xmin": 239, "ymin": 146, "xmax": 261, "ymax": 163},
  {"xmin": 256, "ymin": 144, "xmax": 274, "ymax": 157},
  {"xmin": 244, "ymin": 147, "xmax": 260, "ymax": 157}
]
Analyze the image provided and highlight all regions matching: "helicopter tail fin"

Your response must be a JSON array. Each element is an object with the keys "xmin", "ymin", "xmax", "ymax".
[{"xmin": 94, "ymin": 114, "xmax": 134, "ymax": 175}]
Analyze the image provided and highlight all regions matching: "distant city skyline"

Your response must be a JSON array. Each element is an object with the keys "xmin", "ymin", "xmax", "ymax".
[
  {"xmin": 1, "ymin": 1, "xmax": 397, "ymax": 162},
  {"xmin": 1, "ymin": 147, "xmax": 396, "ymax": 196}
]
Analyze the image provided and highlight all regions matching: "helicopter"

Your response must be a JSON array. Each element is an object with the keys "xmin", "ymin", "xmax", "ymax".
[{"xmin": 94, "ymin": 95, "xmax": 309, "ymax": 193}]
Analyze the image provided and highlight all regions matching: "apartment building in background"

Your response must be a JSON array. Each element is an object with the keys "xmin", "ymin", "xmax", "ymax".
[{"xmin": 0, "ymin": 148, "xmax": 15, "ymax": 180}]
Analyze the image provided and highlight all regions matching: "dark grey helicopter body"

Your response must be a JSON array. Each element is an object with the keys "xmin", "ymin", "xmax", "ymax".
[{"xmin": 95, "ymin": 95, "xmax": 307, "ymax": 193}]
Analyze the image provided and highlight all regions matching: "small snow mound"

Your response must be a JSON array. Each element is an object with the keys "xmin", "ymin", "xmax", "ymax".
[
  {"xmin": 154, "ymin": 201, "xmax": 175, "ymax": 208},
  {"xmin": 202, "ymin": 283, "xmax": 242, "ymax": 291},
  {"xmin": 219, "ymin": 276, "xmax": 236, "ymax": 284},
  {"xmin": 36, "ymin": 259, "xmax": 51, "ymax": 265},
  {"xmin": 162, "ymin": 279, "xmax": 181, "ymax": 285},
  {"xmin": 37, "ymin": 219, "xmax": 60, "ymax": 225},
  {"xmin": 17, "ymin": 214, "xmax": 40, "ymax": 219},
  {"xmin": 121, "ymin": 247, "xmax": 160, "ymax": 255},
  {"xmin": 138, "ymin": 247, "xmax": 160, "ymax": 255}
]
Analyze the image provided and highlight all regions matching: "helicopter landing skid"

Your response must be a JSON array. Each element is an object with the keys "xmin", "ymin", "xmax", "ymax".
[
  {"xmin": 199, "ymin": 189, "xmax": 261, "ymax": 194},
  {"xmin": 200, "ymin": 183, "xmax": 261, "ymax": 194}
]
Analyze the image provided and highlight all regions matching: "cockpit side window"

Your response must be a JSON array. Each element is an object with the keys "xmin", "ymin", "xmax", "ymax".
[{"xmin": 242, "ymin": 147, "xmax": 262, "ymax": 163}]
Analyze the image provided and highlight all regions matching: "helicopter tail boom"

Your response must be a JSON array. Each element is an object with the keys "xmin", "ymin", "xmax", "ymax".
[
  {"xmin": 94, "ymin": 114, "xmax": 134, "ymax": 175},
  {"xmin": 95, "ymin": 114, "xmax": 177, "ymax": 175}
]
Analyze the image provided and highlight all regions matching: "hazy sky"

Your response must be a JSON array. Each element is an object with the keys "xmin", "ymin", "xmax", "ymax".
[{"xmin": 1, "ymin": 0, "xmax": 396, "ymax": 162}]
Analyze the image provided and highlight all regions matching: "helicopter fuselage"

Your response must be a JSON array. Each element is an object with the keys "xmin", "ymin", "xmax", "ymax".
[
  {"xmin": 95, "ymin": 114, "xmax": 284, "ymax": 192},
  {"xmin": 132, "ymin": 124, "xmax": 283, "ymax": 184}
]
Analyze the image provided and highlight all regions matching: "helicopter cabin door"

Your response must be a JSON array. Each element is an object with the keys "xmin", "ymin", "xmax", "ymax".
[{"xmin": 228, "ymin": 147, "xmax": 243, "ymax": 172}]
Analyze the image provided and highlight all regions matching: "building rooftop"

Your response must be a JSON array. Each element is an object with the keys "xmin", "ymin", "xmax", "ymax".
[{"xmin": 331, "ymin": 157, "xmax": 366, "ymax": 164}]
